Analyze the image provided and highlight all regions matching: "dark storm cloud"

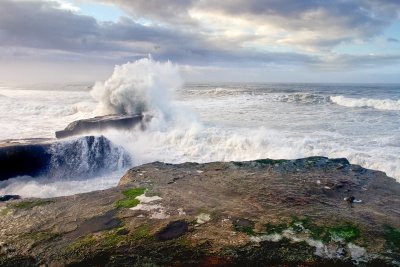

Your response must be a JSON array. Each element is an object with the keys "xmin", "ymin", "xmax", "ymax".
[
  {"xmin": 104, "ymin": 0, "xmax": 400, "ymax": 48},
  {"xmin": 0, "ymin": 0, "xmax": 399, "ymax": 69},
  {"xmin": 0, "ymin": 0, "xmax": 319, "ymax": 66}
]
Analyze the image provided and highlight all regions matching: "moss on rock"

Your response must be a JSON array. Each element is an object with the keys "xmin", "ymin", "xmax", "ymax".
[
  {"xmin": 384, "ymin": 225, "xmax": 400, "ymax": 251},
  {"xmin": 11, "ymin": 200, "xmax": 53, "ymax": 210},
  {"xmin": 115, "ymin": 188, "xmax": 145, "ymax": 208}
]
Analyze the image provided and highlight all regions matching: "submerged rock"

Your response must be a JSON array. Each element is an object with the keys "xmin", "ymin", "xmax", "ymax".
[
  {"xmin": 55, "ymin": 114, "xmax": 144, "ymax": 138},
  {"xmin": 0, "ymin": 157, "xmax": 399, "ymax": 266},
  {"xmin": 0, "ymin": 136, "xmax": 131, "ymax": 181}
]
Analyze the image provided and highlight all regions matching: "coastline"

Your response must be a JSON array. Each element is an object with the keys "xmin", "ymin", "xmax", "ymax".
[{"xmin": 1, "ymin": 157, "xmax": 399, "ymax": 266}]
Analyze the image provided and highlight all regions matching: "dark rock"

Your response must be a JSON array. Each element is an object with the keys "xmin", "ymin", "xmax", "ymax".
[
  {"xmin": 55, "ymin": 114, "xmax": 144, "ymax": 139},
  {"xmin": 0, "ymin": 195, "xmax": 21, "ymax": 202},
  {"xmin": 1, "ymin": 157, "xmax": 400, "ymax": 266},
  {"xmin": 344, "ymin": 196, "xmax": 356, "ymax": 203},
  {"xmin": 67, "ymin": 210, "xmax": 122, "ymax": 239},
  {"xmin": 233, "ymin": 218, "xmax": 254, "ymax": 228},
  {"xmin": 157, "ymin": 221, "xmax": 189, "ymax": 241},
  {"xmin": 0, "ymin": 136, "xmax": 131, "ymax": 181},
  {"xmin": 0, "ymin": 139, "xmax": 53, "ymax": 181}
]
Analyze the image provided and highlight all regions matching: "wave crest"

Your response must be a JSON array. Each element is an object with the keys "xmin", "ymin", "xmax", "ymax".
[
  {"xmin": 274, "ymin": 93, "xmax": 330, "ymax": 105},
  {"xmin": 330, "ymin": 96, "xmax": 400, "ymax": 111}
]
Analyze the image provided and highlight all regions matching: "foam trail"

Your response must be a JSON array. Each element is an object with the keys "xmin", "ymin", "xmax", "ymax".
[
  {"xmin": 330, "ymin": 95, "xmax": 400, "ymax": 111},
  {"xmin": 91, "ymin": 57, "xmax": 182, "ymax": 121}
]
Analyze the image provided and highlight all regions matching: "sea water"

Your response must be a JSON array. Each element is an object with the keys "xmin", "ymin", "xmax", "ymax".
[{"xmin": 0, "ymin": 59, "xmax": 399, "ymax": 197}]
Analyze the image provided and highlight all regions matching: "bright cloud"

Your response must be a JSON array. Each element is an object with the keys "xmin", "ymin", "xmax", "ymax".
[{"xmin": 0, "ymin": 0, "xmax": 400, "ymax": 83}]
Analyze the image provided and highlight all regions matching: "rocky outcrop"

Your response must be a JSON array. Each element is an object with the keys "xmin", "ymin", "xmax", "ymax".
[
  {"xmin": 0, "ymin": 139, "xmax": 53, "ymax": 181},
  {"xmin": 0, "ymin": 136, "xmax": 131, "ymax": 181},
  {"xmin": 55, "ymin": 114, "xmax": 144, "ymax": 138},
  {"xmin": 0, "ymin": 195, "xmax": 20, "ymax": 202},
  {"xmin": 1, "ymin": 157, "xmax": 399, "ymax": 266}
]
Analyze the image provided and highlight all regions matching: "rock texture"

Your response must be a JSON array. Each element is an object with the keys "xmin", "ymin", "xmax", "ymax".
[
  {"xmin": 0, "ymin": 139, "xmax": 54, "ymax": 181},
  {"xmin": 0, "ymin": 136, "xmax": 130, "ymax": 181},
  {"xmin": 0, "ymin": 157, "xmax": 400, "ymax": 266},
  {"xmin": 55, "ymin": 114, "xmax": 144, "ymax": 138}
]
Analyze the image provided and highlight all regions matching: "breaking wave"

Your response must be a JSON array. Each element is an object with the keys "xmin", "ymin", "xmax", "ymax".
[
  {"xmin": 1, "ymin": 58, "xmax": 399, "ymax": 198},
  {"xmin": 274, "ymin": 93, "xmax": 330, "ymax": 105},
  {"xmin": 330, "ymin": 95, "xmax": 400, "ymax": 111},
  {"xmin": 91, "ymin": 57, "xmax": 182, "ymax": 120},
  {"xmin": 48, "ymin": 136, "xmax": 131, "ymax": 178}
]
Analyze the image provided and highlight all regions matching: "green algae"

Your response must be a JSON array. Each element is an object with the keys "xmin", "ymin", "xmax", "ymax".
[
  {"xmin": 122, "ymin": 188, "xmax": 146, "ymax": 198},
  {"xmin": 264, "ymin": 222, "xmax": 288, "ymax": 235},
  {"xmin": 115, "ymin": 188, "xmax": 146, "ymax": 208},
  {"xmin": 234, "ymin": 225, "xmax": 255, "ymax": 235},
  {"xmin": 324, "ymin": 224, "xmax": 360, "ymax": 242},
  {"xmin": 11, "ymin": 200, "xmax": 53, "ymax": 209},
  {"xmin": 66, "ymin": 224, "xmax": 152, "ymax": 255},
  {"xmin": 66, "ymin": 235, "xmax": 97, "ymax": 255},
  {"xmin": 101, "ymin": 225, "xmax": 151, "ymax": 248},
  {"xmin": 115, "ymin": 198, "xmax": 140, "ymax": 209},
  {"xmin": 25, "ymin": 231, "xmax": 59, "ymax": 244},
  {"xmin": 131, "ymin": 225, "xmax": 151, "ymax": 240},
  {"xmin": 102, "ymin": 229, "xmax": 125, "ymax": 247},
  {"xmin": 384, "ymin": 225, "xmax": 400, "ymax": 251},
  {"xmin": 261, "ymin": 217, "xmax": 360, "ymax": 243}
]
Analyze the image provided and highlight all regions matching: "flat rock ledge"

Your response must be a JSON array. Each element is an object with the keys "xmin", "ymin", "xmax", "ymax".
[
  {"xmin": 1, "ymin": 157, "xmax": 400, "ymax": 266},
  {"xmin": 55, "ymin": 114, "xmax": 144, "ymax": 139}
]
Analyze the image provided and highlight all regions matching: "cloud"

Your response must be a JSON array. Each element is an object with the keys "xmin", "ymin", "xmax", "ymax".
[
  {"xmin": 0, "ymin": 0, "xmax": 400, "ymax": 82},
  {"xmin": 387, "ymin": 37, "xmax": 400, "ymax": 43},
  {"xmin": 0, "ymin": 0, "xmax": 320, "ymax": 66},
  {"xmin": 102, "ymin": 0, "xmax": 400, "ymax": 50}
]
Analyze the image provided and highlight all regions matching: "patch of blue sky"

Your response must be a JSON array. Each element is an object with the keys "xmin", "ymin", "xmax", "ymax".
[
  {"xmin": 384, "ymin": 20, "xmax": 400, "ymax": 41},
  {"xmin": 332, "ymin": 19, "xmax": 400, "ymax": 55},
  {"xmin": 67, "ymin": 1, "xmax": 127, "ymax": 22}
]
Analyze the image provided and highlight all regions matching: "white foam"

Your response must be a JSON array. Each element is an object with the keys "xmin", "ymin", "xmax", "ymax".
[
  {"xmin": 0, "ymin": 170, "xmax": 125, "ymax": 198},
  {"xmin": 330, "ymin": 95, "xmax": 400, "ymax": 111},
  {"xmin": 91, "ymin": 57, "xmax": 182, "ymax": 119},
  {"xmin": 1, "ymin": 61, "xmax": 400, "ymax": 199}
]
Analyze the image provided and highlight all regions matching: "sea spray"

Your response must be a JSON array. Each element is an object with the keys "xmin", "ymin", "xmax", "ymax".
[
  {"xmin": 91, "ymin": 57, "xmax": 183, "ymax": 120},
  {"xmin": 1, "ymin": 69, "xmax": 400, "ymax": 198}
]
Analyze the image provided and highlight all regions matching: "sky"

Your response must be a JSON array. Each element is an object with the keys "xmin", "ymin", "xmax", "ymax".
[{"xmin": 0, "ymin": 0, "xmax": 399, "ymax": 83}]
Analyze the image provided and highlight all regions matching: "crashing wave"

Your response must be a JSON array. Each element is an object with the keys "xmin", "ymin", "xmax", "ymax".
[
  {"xmin": 91, "ymin": 57, "xmax": 182, "ymax": 120},
  {"xmin": 330, "ymin": 95, "xmax": 400, "ymax": 111},
  {"xmin": 48, "ymin": 136, "xmax": 131, "ymax": 178},
  {"xmin": 274, "ymin": 93, "xmax": 330, "ymax": 105}
]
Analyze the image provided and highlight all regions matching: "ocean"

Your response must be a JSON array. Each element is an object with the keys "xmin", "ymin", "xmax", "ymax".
[{"xmin": 0, "ymin": 60, "xmax": 399, "ymax": 198}]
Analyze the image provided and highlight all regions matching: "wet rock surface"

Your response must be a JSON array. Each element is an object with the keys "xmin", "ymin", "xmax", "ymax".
[
  {"xmin": 0, "ymin": 136, "xmax": 131, "ymax": 181},
  {"xmin": 55, "ymin": 114, "xmax": 144, "ymax": 138},
  {"xmin": 0, "ymin": 195, "xmax": 21, "ymax": 202},
  {"xmin": 0, "ymin": 138, "xmax": 54, "ymax": 181},
  {"xmin": 0, "ymin": 157, "xmax": 400, "ymax": 266},
  {"xmin": 156, "ymin": 220, "xmax": 189, "ymax": 241}
]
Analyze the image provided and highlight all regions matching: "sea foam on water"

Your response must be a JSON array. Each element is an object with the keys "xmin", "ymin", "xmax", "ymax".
[{"xmin": 0, "ymin": 58, "xmax": 399, "ymax": 198}]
